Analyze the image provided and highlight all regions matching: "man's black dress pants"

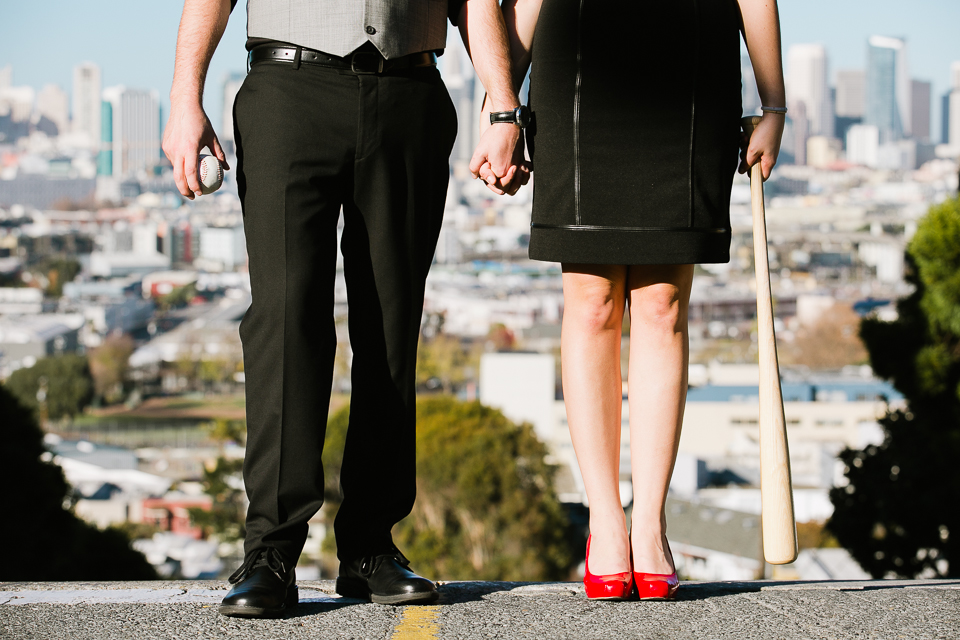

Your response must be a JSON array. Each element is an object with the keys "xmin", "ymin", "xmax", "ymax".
[{"xmin": 233, "ymin": 56, "xmax": 457, "ymax": 564}]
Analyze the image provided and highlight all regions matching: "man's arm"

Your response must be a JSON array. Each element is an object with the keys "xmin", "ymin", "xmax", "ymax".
[
  {"xmin": 737, "ymin": 0, "xmax": 785, "ymax": 180},
  {"xmin": 162, "ymin": 0, "xmax": 233, "ymax": 200},
  {"xmin": 458, "ymin": 0, "xmax": 526, "ymax": 195},
  {"xmin": 471, "ymin": 0, "xmax": 541, "ymax": 190}
]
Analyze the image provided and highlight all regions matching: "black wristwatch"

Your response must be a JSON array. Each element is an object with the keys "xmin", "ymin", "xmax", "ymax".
[{"xmin": 490, "ymin": 105, "xmax": 531, "ymax": 128}]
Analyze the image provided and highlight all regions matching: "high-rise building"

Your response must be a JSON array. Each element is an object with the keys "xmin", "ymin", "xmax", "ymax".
[
  {"xmin": 101, "ymin": 86, "xmax": 161, "ymax": 178},
  {"xmin": 943, "ymin": 92, "xmax": 952, "ymax": 145},
  {"xmin": 787, "ymin": 44, "xmax": 832, "ymax": 137},
  {"xmin": 865, "ymin": 36, "xmax": 910, "ymax": 142},
  {"xmin": 951, "ymin": 61, "xmax": 960, "ymax": 91},
  {"xmin": 792, "ymin": 101, "xmax": 809, "ymax": 166},
  {"xmin": 0, "ymin": 82, "xmax": 34, "ymax": 123},
  {"xmin": 949, "ymin": 91, "xmax": 960, "ymax": 148},
  {"xmin": 73, "ymin": 63, "xmax": 101, "ymax": 149},
  {"xmin": 220, "ymin": 72, "xmax": 245, "ymax": 156},
  {"xmin": 910, "ymin": 80, "xmax": 931, "ymax": 141},
  {"xmin": 37, "ymin": 85, "xmax": 70, "ymax": 135},
  {"xmin": 0, "ymin": 65, "xmax": 11, "ymax": 90},
  {"xmin": 835, "ymin": 70, "xmax": 865, "ymax": 117},
  {"xmin": 440, "ymin": 39, "xmax": 483, "ymax": 174},
  {"xmin": 98, "ymin": 101, "xmax": 113, "ymax": 176},
  {"xmin": 741, "ymin": 54, "xmax": 761, "ymax": 115}
]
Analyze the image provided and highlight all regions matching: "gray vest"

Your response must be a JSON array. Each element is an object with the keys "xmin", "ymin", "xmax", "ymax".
[{"xmin": 246, "ymin": 0, "xmax": 450, "ymax": 59}]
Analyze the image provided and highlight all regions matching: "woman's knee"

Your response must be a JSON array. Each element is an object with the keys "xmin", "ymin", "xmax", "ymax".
[
  {"xmin": 564, "ymin": 281, "xmax": 625, "ymax": 333},
  {"xmin": 631, "ymin": 284, "xmax": 687, "ymax": 333}
]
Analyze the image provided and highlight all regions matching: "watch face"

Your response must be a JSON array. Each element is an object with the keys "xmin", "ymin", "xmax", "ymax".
[{"xmin": 516, "ymin": 106, "xmax": 531, "ymax": 128}]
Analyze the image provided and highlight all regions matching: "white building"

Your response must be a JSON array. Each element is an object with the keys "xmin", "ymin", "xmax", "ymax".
[
  {"xmin": 220, "ymin": 73, "xmax": 244, "ymax": 154},
  {"xmin": 947, "ymin": 90, "xmax": 960, "ymax": 149},
  {"xmin": 0, "ymin": 287, "xmax": 43, "ymax": 314},
  {"xmin": 72, "ymin": 62, "xmax": 101, "ymax": 149},
  {"xmin": 0, "ymin": 85, "xmax": 34, "ymax": 122},
  {"xmin": 198, "ymin": 225, "xmax": 246, "ymax": 270},
  {"xmin": 36, "ymin": 84, "xmax": 70, "ymax": 135},
  {"xmin": 835, "ymin": 70, "xmax": 866, "ymax": 118},
  {"xmin": 846, "ymin": 124, "xmax": 880, "ymax": 167},
  {"xmin": 787, "ymin": 44, "xmax": 833, "ymax": 137}
]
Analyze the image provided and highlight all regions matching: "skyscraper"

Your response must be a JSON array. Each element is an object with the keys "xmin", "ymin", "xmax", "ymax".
[
  {"xmin": 945, "ymin": 61, "xmax": 960, "ymax": 147},
  {"xmin": 220, "ymin": 72, "xmax": 245, "ymax": 156},
  {"xmin": 98, "ymin": 100, "xmax": 113, "ymax": 176},
  {"xmin": 949, "ymin": 91, "xmax": 960, "ymax": 148},
  {"xmin": 37, "ymin": 85, "xmax": 70, "ymax": 135},
  {"xmin": 835, "ymin": 70, "xmax": 865, "ymax": 118},
  {"xmin": 741, "ymin": 55, "xmax": 761, "ymax": 115},
  {"xmin": 865, "ymin": 36, "xmax": 910, "ymax": 142},
  {"xmin": 441, "ymin": 39, "xmax": 480, "ymax": 172},
  {"xmin": 101, "ymin": 86, "xmax": 161, "ymax": 178},
  {"xmin": 910, "ymin": 80, "xmax": 931, "ymax": 141},
  {"xmin": 73, "ymin": 63, "xmax": 101, "ymax": 149},
  {"xmin": 787, "ymin": 44, "xmax": 832, "ymax": 137}
]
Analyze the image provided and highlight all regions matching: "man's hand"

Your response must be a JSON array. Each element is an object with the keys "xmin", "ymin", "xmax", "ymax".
[
  {"xmin": 739, "ymin": 113, "xmax": 783, "ymax": 181},
  {"xmin": 162, "ymin": 102, "xmax": 228, "ymax": 200},
  {"xmin": 470, "ymin": 122, "xmax": 529, "ymax": 196},
  {"xmin": 164, "ymin": 0, "xmax": 232, "ymax": 200}
]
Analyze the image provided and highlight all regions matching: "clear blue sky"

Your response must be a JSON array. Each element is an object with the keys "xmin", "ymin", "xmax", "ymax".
[{"xmin": 2, "ymin": 0, "xmax": 959, "ymax": 138}]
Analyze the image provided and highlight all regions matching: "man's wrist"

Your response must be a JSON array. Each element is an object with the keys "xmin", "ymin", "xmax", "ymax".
[{"xmin": 489, "ymin": 105, "xmax": 530, "ymax": 128}]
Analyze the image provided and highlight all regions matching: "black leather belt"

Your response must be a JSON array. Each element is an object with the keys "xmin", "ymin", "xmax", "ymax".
[{"xmin": 248, "ymin": 45, "xmax": 437, "ymax": 74}]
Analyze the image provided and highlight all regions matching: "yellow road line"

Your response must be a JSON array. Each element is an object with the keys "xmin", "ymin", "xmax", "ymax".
[{"xmin": 391, "ymin": 605, "xmax": 440, "ymax": 640}]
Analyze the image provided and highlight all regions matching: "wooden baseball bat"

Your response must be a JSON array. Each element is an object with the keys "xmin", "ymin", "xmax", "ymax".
[{"xmin": 741, "ymin": 116, "xmax": 798, "ymax": 565}]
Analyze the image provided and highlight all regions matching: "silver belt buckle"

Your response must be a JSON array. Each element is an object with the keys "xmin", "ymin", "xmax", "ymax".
[{"xmin": 350, "ymin": 51, "xmax": 384, "ymax": 74}]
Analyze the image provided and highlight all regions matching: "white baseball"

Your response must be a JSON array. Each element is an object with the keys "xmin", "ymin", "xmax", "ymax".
[{"xmin": 198, "ymin": 154, "xmax": 224, "ymax": 195}]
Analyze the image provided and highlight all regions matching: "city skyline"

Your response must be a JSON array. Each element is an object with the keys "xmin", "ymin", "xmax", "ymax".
[{"xmin": 2, "ymin": 0, "xmax": 960, "ymax": 141}]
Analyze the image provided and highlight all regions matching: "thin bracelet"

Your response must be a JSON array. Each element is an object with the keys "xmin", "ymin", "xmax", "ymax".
[{"xmin": 761, "ymin": 106, "xmax": 788, "ymax": 114}]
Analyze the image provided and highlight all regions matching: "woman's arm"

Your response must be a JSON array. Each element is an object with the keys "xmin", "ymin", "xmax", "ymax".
[
  {"xmin": 737, "ymin": 0, "xmax": 785, "ymax": 180},
  {"xmin": 501, "ymin": 0, "xmax": 543, "ymax": 92}
]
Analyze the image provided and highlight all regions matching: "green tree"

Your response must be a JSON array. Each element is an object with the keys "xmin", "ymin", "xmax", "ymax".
[
  {"xmin": 416, "ymin": 334, "xmax": 482, "ymax": 393},
  {"xmin": 322, "ymin": 398, "xmax": 573, "ymax": 581},
  {"xmin": 157, "ymin": 283, "xmax": 197, "ymax": 311},
  {"xmin": 188, "ymin": 419, "xmax": 247, "ymax": 542},
  {"xmin": 34, "ymin": 257, "xmax": 81, "ymax": 298},
  {"xmin": 828, "ymin": 198, "xmax": 960, "ymax": 578},
  {"xmin": 88, "ymin": 333, "xmax": 134, "ymax": 405},
  {"xmin": 0, "ymin": 383, "xmax": 157, "ymax": 580},
  {"xmin": 6, "ymin": 354, "xmax": 94, "ymax": 421}
]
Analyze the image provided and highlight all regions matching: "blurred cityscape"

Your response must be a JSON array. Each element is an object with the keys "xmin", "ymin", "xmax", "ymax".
[{"xmin": 1, "ymin": 32, "xmax": 958, "ymax": 583}]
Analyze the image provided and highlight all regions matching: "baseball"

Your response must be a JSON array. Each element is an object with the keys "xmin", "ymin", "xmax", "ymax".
[{"xmin": 198, "ymin": 154, "xmax": 224, "ymax": 195}]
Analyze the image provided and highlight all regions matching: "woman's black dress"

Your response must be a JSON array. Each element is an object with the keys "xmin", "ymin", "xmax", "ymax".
[{"xmin": 527, "ymin": 0, "xmax": 743, "ymax": 265}]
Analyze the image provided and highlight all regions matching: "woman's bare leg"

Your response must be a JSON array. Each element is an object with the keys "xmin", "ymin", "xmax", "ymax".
[
  {"xmin": 561, "ymin": 263, "xmax": 629, "ymax": 575},
  {"xmin": 626, "ymin": 264, "xmax": 694, "ymax": 575}
]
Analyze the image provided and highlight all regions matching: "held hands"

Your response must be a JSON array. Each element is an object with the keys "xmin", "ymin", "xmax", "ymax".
[
  {"xmin": 739, "ymin": 113, "xmax": 784, "ymax": 181},
  {"xmin": 469, "ymin": 104, "xmax": 531, "ymax": 196},
  {"xmin": 162, "ymin": 101, "xmax": 229, "ymax": 200}
]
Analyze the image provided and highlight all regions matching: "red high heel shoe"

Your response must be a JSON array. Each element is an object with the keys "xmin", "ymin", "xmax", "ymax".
[
  {"xmin": 632, "ymin": 541, "xmax": 679, "ymax": 600},
  {"xmin": 633, "ymin": 570, "xmax": 679, "ymax": 600},
  {"xmin": 583, "ymin": 535, "xmax": 634, "ymax": 600}
]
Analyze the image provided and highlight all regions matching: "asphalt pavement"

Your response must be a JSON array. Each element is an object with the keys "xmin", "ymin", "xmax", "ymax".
[{"xmin": 1, "ymin": 579, "xmax": 959, "ymax": 639}]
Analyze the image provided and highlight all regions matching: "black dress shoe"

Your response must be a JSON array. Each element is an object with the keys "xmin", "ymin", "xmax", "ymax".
[
  {"xmin": 336, "ymin": 549, "xmax": 438, "ymax": 605},
  {"xmin": 219, "ymin": 548, "xmax": 298, "ymax": 618}
]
